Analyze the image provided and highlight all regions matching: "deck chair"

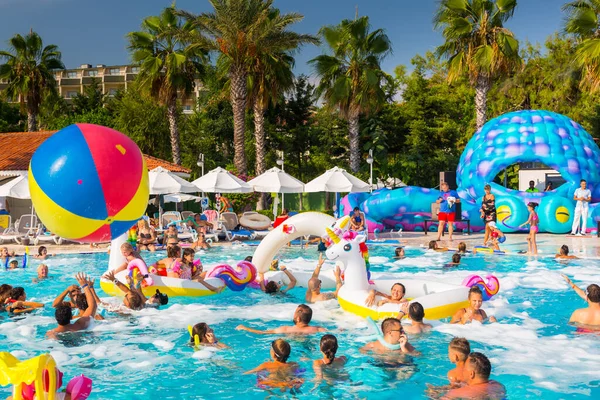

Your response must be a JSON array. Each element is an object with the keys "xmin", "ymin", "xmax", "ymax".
[
  {"xmin": 181, "ymin": 211, "xmax": 194, "ymax": 220},
  {"xmin": 0, "ymin": 214, "xmax": 38, "ymax": 244},
  {"xmin": 33, "ymin": 224, "xmax": 63, "ymax": 245},
  {"xmin": 202, "ymin": 210, "xmax": 221, "ymax": 242},
  {"xmin": 0, "ymin": 215, "xmax": 16, "ymax": 244},
  {"xmin": 161, "ymin": 211, "xmax": 182, "ymax": 229},
  {"xmin": 219, "ymin": 212, "xmax": 254, "ymax": 241}
]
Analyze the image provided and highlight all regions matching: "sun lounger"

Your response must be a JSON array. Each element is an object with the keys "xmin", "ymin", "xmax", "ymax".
[
  {"xmin": 219, "ymin": 212, "xmax": 255, "ymax": 241},
  {"xmin": 33, "ymin": 224, "xmax": 63, "ymax": 245},
  {"xmin": 0, "ymin": 214, "xmax": 39, "ymax": 244}
]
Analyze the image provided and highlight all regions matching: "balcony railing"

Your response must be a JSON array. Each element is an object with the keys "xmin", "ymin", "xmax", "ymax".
[
  {"xmin": 104, "ymin": 75, "xmax": 125, "ymax": 83},
  {"xmin": 60, "ymin": 78, "xmax": 81, "ymax": 86}
]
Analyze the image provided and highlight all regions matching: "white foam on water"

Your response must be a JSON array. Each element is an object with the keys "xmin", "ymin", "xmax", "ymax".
[{"xmin": 153, "ymin": 340, "xmax": 175, "ymax": 351}]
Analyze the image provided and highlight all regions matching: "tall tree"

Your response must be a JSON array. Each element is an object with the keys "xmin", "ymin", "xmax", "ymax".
[
  {"xmin": 0, "ymin": 31, "xmax": 64, "ymax": 131},
  {"xmin": 310, "ymin": 16, "xmax": 392, "ymax": 172},
  {"xmin": 182, "ymin": 0, "xmax": 315, "ymax": 175},
  {"xmin": 128, "ymin": 6, "xmax": 206, "ymax": 165},
  {"xmin": 433, "ymin": 0, "xmax": 522, "ymax": 129},
  {"xmin": 563, "ymin": 0, "xmax": 600, "ymax": 91}
]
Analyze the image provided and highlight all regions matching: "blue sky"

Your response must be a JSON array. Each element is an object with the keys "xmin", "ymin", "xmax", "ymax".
[{"xmin": 0, "ymin": 0, "xmax": 568, "ymax": 76}]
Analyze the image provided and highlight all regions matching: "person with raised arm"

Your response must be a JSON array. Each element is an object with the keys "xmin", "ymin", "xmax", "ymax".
[
  {"xmin": 562, "ymin": 274, "xmax": 600, "ymax": 330},
  {"xmin": 306, "ymin": 253, "xmax": 342, "ymax": 303},
  {"xmin": 47, "ymin": 273, "xmax": 98, "ymax": 337}
]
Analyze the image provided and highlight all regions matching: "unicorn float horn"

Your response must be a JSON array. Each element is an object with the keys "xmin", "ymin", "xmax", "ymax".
[{"xmin": 325, "ymin": 227, "xmax": 341, "ymax": 244}]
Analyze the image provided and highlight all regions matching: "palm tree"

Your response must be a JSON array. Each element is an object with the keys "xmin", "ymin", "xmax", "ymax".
[
  {"xmin": 563, "ymin": 0, "xmax": 600, "ymax": 91},
  {"xmin": 181, "ymin": 0, "xmax": 316, "ymax": 175},
  {"xmin": 128, "ymin": 6, "xmax": 206, "ymax": 165},
  {"xmin": 310, "ymin": 16, "xmax": 392, "ymax": 172},
  {"xmin": 0, "ymin": 31, "xmax": 64, "ymax": 131},
  {"xmin": 433, "ymin": 0, "xmax": 522, "ymax": 129}
]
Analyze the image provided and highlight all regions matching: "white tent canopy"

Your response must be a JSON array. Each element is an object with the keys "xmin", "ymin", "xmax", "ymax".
[
  {"xmin": 148, "ymin": 166, "xmax": 198, "ymax": 195},
  {"xmin": 148, "ymin": 193, "xmax": 203, "ymax": 204},
  {"xmin": 304, "ymin": 166, "xmax": 370, "ymax": 193},
  {"xmin": 191, "ymin": 167, "xmax": 252, "ymax": 193},
  {"xmin": 247, "ymin": 167, "xmax": 304, "ymax": 193},
  {"xmin": 0, "ymin": 175, "xmax": 30, "ymax": 199}
]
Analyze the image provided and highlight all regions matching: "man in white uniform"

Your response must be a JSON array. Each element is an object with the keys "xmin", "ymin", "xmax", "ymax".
[{"xmin": 571, "ymin": 179, "xmax": 592, "ymax": 236}]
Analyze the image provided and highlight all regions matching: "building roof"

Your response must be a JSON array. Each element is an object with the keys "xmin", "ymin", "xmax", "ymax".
[{"xmin": 0, "ymin": 131, "xmax": 190, "ymax": 176}]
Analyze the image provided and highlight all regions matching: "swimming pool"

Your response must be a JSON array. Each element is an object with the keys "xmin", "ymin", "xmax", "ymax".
[{"xmin": 1, "ymin": 240, "xmax": 599, "ymax": 399}]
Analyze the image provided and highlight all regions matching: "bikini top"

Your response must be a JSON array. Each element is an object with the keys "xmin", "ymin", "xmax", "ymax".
[{"xmin": 139, "ymin": 232, "xmax": 152, "ymax": 239}]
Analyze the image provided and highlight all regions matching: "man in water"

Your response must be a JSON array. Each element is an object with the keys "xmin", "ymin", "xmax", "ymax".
[
  {"xmin": 236, "ymin": 304, "xmax": 326, "ymax": 334},
  {"xmin": 360, "ymin": 317, "xmax": 417, "ymax": 355},
  {"xmin": 436, "ymin": 182, "xmax": 460, "ymax": 242},
  {"xmin": 47, "ymin": 273, "xmax": 98, "ymax": 338},
  {"xmin": 306, "ymin": 253, "xmax": 342, "ymax": 303},
  {"xmin": 401, "ymin": 302, "xmax": 433, "ymax": 334},
  {"xmin": 52, "ymin": 284, "xmax": 81, "ymax": 308},
  {"xmin": 571, "ymin": 179, "xmax": 591, "ymax": 236},
  {"xmin": 562, "ymin": 275, "xmax": 600, "ymax": 328},
  {"xmin": 555, "ymin": 245, "xmax": 578, "ymax": 259},
  {"xmin": 526, "ymin": 180, "xmax": 539, "ymax": 193},
  {"xmin": 442, "ymin": 352, "xmax": 505, "ymax": 399}
]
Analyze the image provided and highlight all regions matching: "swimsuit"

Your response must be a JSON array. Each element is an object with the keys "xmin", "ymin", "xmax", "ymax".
[
  {"xmin": 530, "ymin": 213, "xmax": 539, "ymax": 233},
  {"xmin": 481, "ymin": 195, "xmax": 496, "ymax": 223}
]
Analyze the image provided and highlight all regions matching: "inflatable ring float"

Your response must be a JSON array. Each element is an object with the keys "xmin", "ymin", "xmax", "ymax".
[{"xmin": 240, "ymin": 213, "xmax": 272, "ymax": 231}]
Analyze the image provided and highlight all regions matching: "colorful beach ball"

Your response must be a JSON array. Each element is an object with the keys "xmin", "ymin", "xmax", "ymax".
[{"xmin": 29, "ymin": 123, "xmax": 149, "ymax": 243}]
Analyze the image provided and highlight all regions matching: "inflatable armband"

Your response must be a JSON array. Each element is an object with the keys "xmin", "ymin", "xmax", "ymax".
[{"xmin": 127, "ymin": 258, "xmax": 154, "ymax": 287}]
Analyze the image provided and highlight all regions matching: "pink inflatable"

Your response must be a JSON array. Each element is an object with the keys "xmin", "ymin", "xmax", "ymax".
[
  {"xmin": 462, "ymin": 274, "xmax": 500, "ymax": 301},
  {"xmin": 127, "ymin": 258, "xmax": 154, "ymax": 286}
]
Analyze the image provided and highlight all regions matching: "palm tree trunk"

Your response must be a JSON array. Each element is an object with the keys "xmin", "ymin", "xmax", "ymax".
[
  {"xmin": 253, "ymin": 100, "xmax": 267, "ymax": 210},
  {"xmin": 27, "ymin": 111, "xmax": 37, "ymax": 132},
  {"xmin": 348, "ymin": 112, "xmax": 361, "ymax": 173},
  {"xmin": 230, "ymin": 65, "xmax": 248, "ymax": 176},
  {"xmin": 166, "ymin": 96, "xmax": 181, "ymax": 165},
  {"xmin": 475, "ymin": 75, "xmax": 491, "ymax": 130}
]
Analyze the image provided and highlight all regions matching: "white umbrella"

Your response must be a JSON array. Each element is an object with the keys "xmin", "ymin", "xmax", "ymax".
[
  {"xmin": 148, "ymin": 166, "xmax": 198, "ymax": 195},
  {"xmin": 191, "ymin": 167, "xmax": 253, "ymax": 193},
  {"xmin": 304, "ymin": 166, "xmax": 370, "ymax": 193},
  {"xmin": 148, "ymin": 193, "xmax": 202, "ymax": 204},
  {"xmin": 0, "ymin": 175, "xmax": 30, "ymax": 199},
  {"xmin": 248, "ymin": 167, "xmax": 304, "ymax": 193}
]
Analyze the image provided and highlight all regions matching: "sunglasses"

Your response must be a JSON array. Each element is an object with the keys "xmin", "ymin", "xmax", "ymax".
[{"xmin": 389, "ymin": 328, "xmax": 405, "ymax": 335}]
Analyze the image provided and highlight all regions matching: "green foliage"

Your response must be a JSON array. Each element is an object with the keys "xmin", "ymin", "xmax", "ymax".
[
  {"xmin": 72, "ymin": 79, "xmax": 107, "ymax": 114},
  {"xmin": 0, "ymin": 100, "xmax": 24, "ymax": 132}
]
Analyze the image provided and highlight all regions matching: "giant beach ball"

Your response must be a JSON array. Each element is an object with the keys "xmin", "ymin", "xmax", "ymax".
[{"xmin": 29, "ymin": 123, "xmax": 149, "ymax": 243}]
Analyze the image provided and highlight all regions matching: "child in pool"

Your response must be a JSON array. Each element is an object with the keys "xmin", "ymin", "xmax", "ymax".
[
  {"xmin": 8, "ymin": 259, "xmax": 18, "ymax": 269},
  {"xmin": 313, "ymin": 334, "xmax": 347, "ymax": 386},
  {"xmin": 244, "ymin": 339, "xmax": 304, "ymax": 390},
  {"xmin": 394, "ymin": 247, "xmax": 405, "ymax": 259},
  {"xmin": 486, "ymin": 222, "xmax": 505, "ymax": 251},
  {"xmin": 34, "ymin": 246, "xmax": 54, "ymax": 260},
  {"xmin": 445, "ymin": 253, "xmax": 461, "ymax": 268},
  {"xmin": 519, "ymin": 202, "xmax": 539, "ymax": 255},
  {"xmin": 190, "ymin": 322, "xmax": 227, "ymax": 349},
  {"xmin": 450, "ymin": 286, "xmax": 497, "ymax": 324},
  {"xmin": 457, "ymin": 242, "xmax": 467, "ymax": 254},
  {"xmin": 429, "ymin": 240, "xmax": 448, "ymax": 252},
  {"xmin": 4, "ymin": 286, "xmax": 44, "ymax": 314},
  {"xmin": 0, "ymin": 246, "xmax": 16, "ymax": 261},
  {"xmin": 448, "ymin": 337, "xmax": 471, "ymax": 387}
]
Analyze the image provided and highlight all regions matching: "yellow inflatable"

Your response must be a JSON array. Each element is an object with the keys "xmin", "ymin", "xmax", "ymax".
[{"xmin": 0, "ymin": 352, "xmax": 57, "ymax": 400}]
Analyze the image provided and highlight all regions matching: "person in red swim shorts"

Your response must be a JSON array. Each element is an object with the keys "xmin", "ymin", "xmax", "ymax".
[{"xmin": 436, "ymin": 182, "xmax": 460, "ymax": 242}]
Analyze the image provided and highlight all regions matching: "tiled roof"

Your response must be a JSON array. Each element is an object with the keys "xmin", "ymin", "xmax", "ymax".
[{"xmin": 0, "ymin": 131, "xmax": 190, "ymax": 174}]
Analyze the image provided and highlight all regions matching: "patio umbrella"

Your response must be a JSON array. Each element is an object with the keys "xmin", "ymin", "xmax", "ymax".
[
  {"xmin": 191, "ymin": 167, "xmax": 253, "ymax": 193},
  {"xmin": 147, "ymin": 193, "xmax": 203, "ymax": 204},
  {"xmin": 248, "ymin": 167, "xmax": 304, "ymax": 193},
  {"xmin": 148, "ymin": 167, "xmax": 198, "ymax": 228},
  {"xmin": 0, "ymin": 175, "xmax": 34, "ymax": 227},
  {"xmin": 304, "ymin": 167, "xmax": 370, "ymax": 193}
]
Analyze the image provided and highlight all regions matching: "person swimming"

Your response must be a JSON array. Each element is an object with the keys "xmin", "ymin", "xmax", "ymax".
[
  {"xmin": 244, "ymin": 339, "xmax": 304, "ymax": 390},
  {"xmin": 445, "ymin": 253, "xmax": 461, "ymax": 268},
  {"xmin": 394, "ymin": 247, "xmax": 406, "ymax": 259},
  {"xmin": 450, "ymin": 286, "xmax": 497, "ymax": 324},
  {"xmin": 441, "ymin": 352, "xmax": 506, "ymax": 399},
  {"xmin": 306, "ymin": 253, "xmax": 342, "ymax": 303},
  {"xmin": 556, "ymin": 245, "xmax": 578, "ymax": 259},
  {"xmin": 189, "ymin": 322, "xmax": 227, "ymax": 348},
  {"xmin": 447, "ymin": 337, "xmax": 471, "ymax": 387},
  {"xmin": 360, "ymin": 317, "xmax": 418, "ymax": 355},
  {"xmin": 313, "ymin": 334, "xmax": 347, "ymax": 386},
  {"xmin": 562, "ymin": 275, "xmax": 600, "ymax": 330},
  {"xmin": 47, "ymin": 273, "xmax": 98, "ymax": 338},
  {"xmin": 401, "ymin": 302, "xmax": 433, "ymax": 334},
  {"xmin": 34, "ymin": 246, "xmax": 53, "ymax": 260},
  {"xmin": 236, "ymin": 304, "xmax": 326, "ymax": 335},
  {"xmin": 4, "ymin": 286, "xmax": 44, "ymax": 314},
  {"xmin": 457, "ymin": 242, "xmax": 467, "ymax": 254},
  {"xmin": 257, "ymin": 263, "xmax": 297, "ymax": 295},
  {"xmin": 429, "ymin": 240, "xmax": 448, "ymax": 252}
]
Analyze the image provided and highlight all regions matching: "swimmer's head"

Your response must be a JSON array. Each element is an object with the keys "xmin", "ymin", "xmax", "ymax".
[
  {"xmin": 75, "ymin": 293, "xmax": 89, "ymax": 311},
  {"xmin": 381, "ymin": 318, "xmax": 403, "ymax": 344},
  {"xmin": 390, "ymin": 283, "xmax": 405, "ymax": 301},
  {"xmin": 120, "ymin": 243, "xmax": 134, "ymax": 257},
  {"xmin": 38, "ymin": 246, "xmax": 47, "ymax": 256},
  {"xmin": 244, "ymin": 256, "xmax": 253, "ymax": 262},
  {"xmin": 587, "ymin": 284, "xmax": 600, "ymax": 303},
  {"xmin": 308, "ymin": 277, "xmax": 322, "ymax": 293},
  {"xmin": 9, "ymin": 259, "xmax": 18, "ymax": 268},
  {"xmin": 167, "ymin": 245, "xmax": 181, "ymax": 258},
  {"xmin": 428, "ymin": 240, "xmax": 438, "ymax": 250},
  {"xmin": 190, "ymin": 322, "xmax": 211, "ymax": 343},
  {"xmin": 408, "ymin": 302, "xmax": 425, "ymax": 322},
  {"xmin": 464, "ymin": 352, "xmax": 492, "ymax": 382},
  {"xmin": 55, "ymin": 304, "xmax": 73, "ymax": 326},
  {"xmin": 395, "ymin": 247, "xmax": 405, "ymax": 257},
  {"xmin": 468, "ymin": 286, "xmax": 483, "ymax": 310},
  {"xmin": 0, "ymin": 284, "xmax": 12, "ymax": 303},
  {"xmin": 150, "ymin": 289, "xmax": 168, "ymax": 306},
  {"xmin": 182, "ymin": 248, "xmax": 195, "ymax": 263},
  {"xmin": 37, "ymin": 264, "xmax": 48, "ymax": 279},
  {"xmin": 452, "ymin": 253, "xmax": 461, "ymax": 264},
  {"xmin": 9, "ymin": 286, "xmax": 25, "ymax": 301},
  {"xmin": 271, "ymin": 339, "xmax": 291, "ymax": 363},
  {"xmin": 0, "ymin": 247, "xmax": 8, "ymax": 257},
  {"xmin": 124, "ymin": 292, "xmax": 143, "ymax": 310},
  {"xmin": 560, "ymin": 245, "xmax": 569, "ymax": 256},
  {"xmin": 264, "ymin": 281, "xmax": 279, "ymax": 294},
  {"xmin": 294, "ymin": 304, "xmax": 313, "ymax": 325},
  {"xmin": 448, "ymin": 337, "xmax": 470, "ymax": 362},
  {"xmin": 458, "ymin": 242, "xmax": 467, "ymax": 252},
  {"xmin": 320, "ymin": 334, "xmax": 338, "ymax": 364}
]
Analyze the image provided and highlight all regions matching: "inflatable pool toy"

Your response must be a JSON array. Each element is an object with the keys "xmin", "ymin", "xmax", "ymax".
[
  {"xmin": 206, "ymin": 261, "xmax": 257, "ymax": 291},
  {"xmin": 240, "ymin": 213, "xmax": 271, "ymax": 231},
  {"xmin": 21, "ymin": 368, "xmax": 63, "ymax": 400},
  {"xmin": 462, "ymin": 274, "xmax": 500, "ymax": 301},
  {"xmin": 4, "ymin": 247, "xmax": 28, "ymax": 270},
  {"xmin": 473, "ymin": 246, "xmax": 505, "ymax": 255},
  {"xmin": 361, "ymin": 317, "xmax": 402, "ymax": 350},
  {"xmin": 127, "ymin": 258, "xmax": 154, "ymax": 287},
  {"xmin": 188, "ymin": 325, "xmax": 201, "ymax": 347},
  {"xmin": 127, "ymin": 226, "xmax": 138, "ymax": 251},
  {"xmin": 252, "ymin": 212, "xmax": 336, "ymax": 273},
  {"xmin": 324, "ymin": 225, "xmax": 476, "ymax": 320},
  {"xmin": 65, "ymin": 374, "xmax": 93, "ymax": 400},
  {"xmin": 0, "ymin": 352, "xmax": 58, "ymax": 400},
  {"xmin": 29, "ymin": 123, "xmax": 149, "ymax": 243},
  {"xmin": 342, "ymin": 110, "xmax": 600, "ymax": 234}
]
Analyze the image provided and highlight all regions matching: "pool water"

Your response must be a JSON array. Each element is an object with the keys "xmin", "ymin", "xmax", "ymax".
[{"xmin": 1, "ymin": 240, "xmax": 600, "ymax": 399}]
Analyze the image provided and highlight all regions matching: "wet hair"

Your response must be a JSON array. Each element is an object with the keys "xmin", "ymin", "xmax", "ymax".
[
  {"xmin": 467, "ymin": 352, "xmax": 492, "ymax": 380},
  {"xmin": 55, "ymin": 304, "xmax": 73, "ymax": 326},
  {"xmin": 587, "ymin": 284, "xmax": 600, "ymax": 303},
  {"xmin": 392, "ymin": 282, "xmax": 406, "ymax": 295},
  {"xmin": 120, "ymin": 242, "xmax": 134, "ymax": 254},
  {"xmin": 452, "ymin": 253, "xmax": 461, "ymax": 264},
  {"xmin": 560, "ymin": 245, "xmax": 569, "ymax": 255},
  {"xmin": 182, "ymin": 248, "xmax": 195, "ymax": 264},
  {"xmin": 484, "ymin": 184, "xmax": 491, "ymax": 191},
  {"xmin": 0, "ymin": 284, "xmax": 13, "ymax": 303},
  {"xmin": 295, "ymin": 304, "xmax": 313, "ymax": 324},
  {"xmin": 428, "ymin": 240, "xmax": 437, "ymax": 250},
  {"xmin": 167, "ymin": 245, "xmax": 181, "ymax": 258},
  {"xmin": 458, "ymin": 242, "xmax": 467, "ymax": 252},
  {"xmin": 9, "ymin": 286, "xmax": 25, "ymax": 300},
  {"xmin": 38, "ymin": 246, "xmax": 47, "ymax": 255},
  {"xmin": 272, "ymin": 339, "xmax": 291, "ymax": 362},
  {"xmin": 408, "ymin": 302, "xmax": 425, "ymax": 322},
  {"xmin": 449, "ymin": 337, "xmax": 471, "ymax": 361},
  {"xmin": 190, "ymin": 322, "xmax": 208, "ymax": 343},
  {"xmin": 128, "ymin": 293, "xmax": 144, "ymax": 310},
  {"xmin": 265, "ymin": 281, "xmax": 279, "ymax": 294},
  {"xmin": 468, "ymin": 286, "xmax": 483, "ymax": 299},
  {"xmin": 320, "ymin": 334, "xmax": 338, "ymax": 364},
  {"xmin": 75, "ymin": 294, "xmax": 89, "ymax": 311},
  {"xmin": 527, "ymin": 202, "xmax": 538, "ymax": 209},
  {"xmin": 381, "ymin": 317, "xmax": 401, "ymax": 334},
  {"xmin": 244, "ymin": 256, "xmax": 253, "ymax": 262},
  {"xmin": 395, "ymin": 247, "xmax": 404, "ymax": 257}
]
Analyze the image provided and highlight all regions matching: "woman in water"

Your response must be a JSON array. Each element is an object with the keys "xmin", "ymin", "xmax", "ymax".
[
  {"xmin": 450, "ymin": 286, "xmax": 497, "ymax": 324},
  {"xmin": 190, "ymin": 322, "xmax": 227, "ymax": 348},
  {"xmin": 313, "ymin": 334, "xmax": 347, "ymax": 386},
  {"xmin": 137, "ymin": 219, "xmax": 157, "ymax": 252},
  {"xmin": 34, "ymin": 246, "xmax": 53, "ymax": 260},
  {"xmin": 480, "ymin": 184, "xmax": 496, "ymax": 246},
  {"xmin": 245, "ymin": 339, "xmax": 304, "ymax": 390},
  {"xmin": 192, "ymin": 233, "xmax": 211, "ymax": 251},
  {"xmin": 4, "ymin": 287, "xmax": 44, "ymax": 314},
  {"xmin": 165, "ymin": 224, "xmax": 179, "ymax": 248},
  {"xmin": 519, "ymin": 202, "xmax": 539, "ymax": 255}
]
